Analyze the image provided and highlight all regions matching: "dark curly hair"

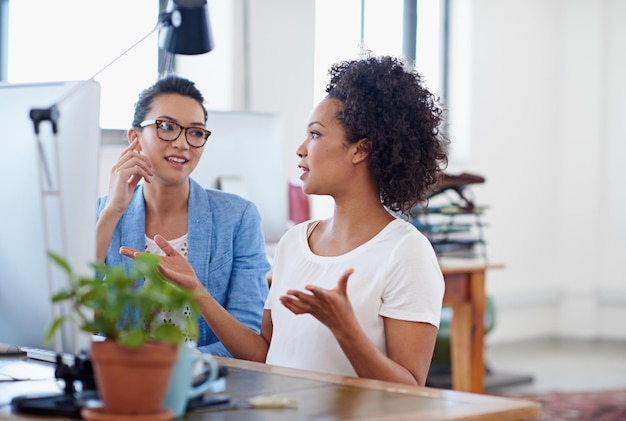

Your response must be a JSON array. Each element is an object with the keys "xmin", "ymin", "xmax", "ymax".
[
  {"xmin": 325, "ymin": 55, "xmax": 449, "ymax": 215},
  {"xmin": 131, "ymin": 74, "xmax": 208, "ymax": 128}
]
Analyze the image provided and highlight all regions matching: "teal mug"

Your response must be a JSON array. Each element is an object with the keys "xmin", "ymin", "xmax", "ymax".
[{"xmin": 163, "ymin": 344, "xmax": 219, "ymax": 418}]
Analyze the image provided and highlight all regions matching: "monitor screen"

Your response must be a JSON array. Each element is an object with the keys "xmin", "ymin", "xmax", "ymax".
[
  {"xmin": 0, "ymin": 80, "xmax": 101, "ymax": 355},
  {"xmin": 176, "ymin": 110, "xmax": 287, "ymax": 243}
]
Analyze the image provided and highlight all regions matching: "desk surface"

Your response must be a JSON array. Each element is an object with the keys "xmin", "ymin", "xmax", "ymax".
[{"xmin": 0, "ymin": 356, "xmax": 540, "ymax": 421}]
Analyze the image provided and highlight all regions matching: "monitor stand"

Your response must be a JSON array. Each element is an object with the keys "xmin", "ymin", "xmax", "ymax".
[{"xmin": 11, "ymin": 352, "xmax": 99, "ymax": 418}]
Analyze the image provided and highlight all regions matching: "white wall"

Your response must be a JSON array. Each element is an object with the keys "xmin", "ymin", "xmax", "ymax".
[{"xmin": 446, "ymin": 0, "xmax": 626, "ymax": 343}]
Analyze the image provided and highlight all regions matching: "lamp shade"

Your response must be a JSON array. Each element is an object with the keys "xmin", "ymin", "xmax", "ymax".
[{"xmin": 158, "ymin": 0, "xmax": 214, "ymax": 55}]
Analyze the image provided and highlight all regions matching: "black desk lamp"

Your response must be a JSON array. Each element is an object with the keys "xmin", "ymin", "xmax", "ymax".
[
  {"xmin": 159, "ymin": 0, "xmax": 215, "ymax": 55},
  {"xmin": 11, "ymin": 1, "xmax": 214, "ymax": 417}
]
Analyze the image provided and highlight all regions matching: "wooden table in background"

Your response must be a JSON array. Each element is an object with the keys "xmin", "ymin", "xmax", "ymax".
[{"xmin": 440, "ymin": 262, "xmax": 503, "ymax": 394}]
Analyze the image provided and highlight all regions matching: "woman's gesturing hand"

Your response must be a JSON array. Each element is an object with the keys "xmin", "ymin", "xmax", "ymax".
[
  {"xmin": 119, "ymin": 234, "xmax": 203, "ymax": 292},
  {"xmin": 279, "ymin": 268, "xmax": 358, "ymax": 334}
]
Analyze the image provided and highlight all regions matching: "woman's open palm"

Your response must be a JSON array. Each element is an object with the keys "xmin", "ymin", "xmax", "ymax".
[{"xmin": 279, "ymin": 268, "xmax": 359, "ymax": 334}]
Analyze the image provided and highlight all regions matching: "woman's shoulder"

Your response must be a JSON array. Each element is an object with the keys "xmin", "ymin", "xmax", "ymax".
[
  {"xmin": 383, "ymin": 218, "xmax": 433, "ymax": 247},
  {"xmin": 380, "ymin": 217, "xmax": 418, "ymax": 235},
  {"xmin": 276, "ymin": 220, "xmax": 318, "ymax": 244}
]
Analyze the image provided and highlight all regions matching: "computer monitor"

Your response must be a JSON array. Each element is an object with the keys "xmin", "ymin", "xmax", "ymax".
[{"xmin": 0, "ymin": 80, "xmax": 101, "ymax": 356}]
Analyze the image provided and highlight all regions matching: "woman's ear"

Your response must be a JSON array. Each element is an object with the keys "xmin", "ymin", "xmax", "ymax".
[
  {"xmin": 352, "ymin": 138, "xmax": 371, "ymax": 164},
  {"xmin": 127, "ymin": 127, "xmax": 142, "ymax": 152}
]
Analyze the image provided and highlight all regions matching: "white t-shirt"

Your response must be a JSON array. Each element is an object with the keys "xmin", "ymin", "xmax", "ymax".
[{"xmin": 265, "ymin": 218, "xmax": 444, "ymax": 377}]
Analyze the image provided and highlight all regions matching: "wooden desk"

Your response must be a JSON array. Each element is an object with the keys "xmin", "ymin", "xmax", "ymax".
[
  {"xmin": 0, "ymin": 356, "xmax": 540, "ymax": 420},
  {"xmin": 440, "ymin": 262, "xmax": 502, "ymax": 394}
]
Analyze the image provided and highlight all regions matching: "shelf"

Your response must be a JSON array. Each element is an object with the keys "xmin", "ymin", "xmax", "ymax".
[{"xmin": 409, "ymin": 201, "xmax": 488, "ymax": 261}]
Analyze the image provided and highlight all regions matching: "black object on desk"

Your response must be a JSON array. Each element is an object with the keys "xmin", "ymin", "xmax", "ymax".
[
  {"xmin": 186, "ymin": 394, "xmax": 231, "ymax": 411},
  {"xmin": 11, "ymin": 351, "xmax": 97, "ymax": 418},
  {"xmin": 192, "ymin": 363, "xmax": 228, "ymax": 387},
  {"xmin": 186, "ymin": 364, "xmax": 231, "ymax": 411}
]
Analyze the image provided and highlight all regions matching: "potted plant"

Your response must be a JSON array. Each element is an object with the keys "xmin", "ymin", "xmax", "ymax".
[{"xmin": 45, "ymin": 251, "xmax": 199, "ymax": 417}]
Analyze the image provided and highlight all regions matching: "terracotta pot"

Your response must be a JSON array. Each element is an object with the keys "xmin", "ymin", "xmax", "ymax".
[{"xmin": 89, "ymin": 340, "xmax": 178, "ymax": 415}]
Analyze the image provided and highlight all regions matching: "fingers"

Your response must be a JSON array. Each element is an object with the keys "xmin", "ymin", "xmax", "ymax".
[
  {"xmin": 121, "ymin": 139, "xmax": 139, "ymax": 156},
  {"xmin": 303, "ymin": 268, "xmax": 354, "ymax": 296},
  {"xmin": 281, "ymin": 268, "xmax": 356, "ymax": 317},
  {"xmin": 119, "ymin": 246, "xmax": 141, "ymax": 258},
  {"xmin": 281, "ymin": 286, "xmax": 326, "ymax": 315},
  {"xmin": 154, "ymin": 234, "xmax": 179, "ymax": 257},
  {"xmin": 284, "ymin": 289, "xmax": 314, "ymax": 301},
  {"xmin": 336, "ymin": 268, "xmax": 354, "ymax": 295},
  {"xmin": 126, "ymin": 173, "xmax": 143, "ymax": 186},
  {"xmin": 113, "ymin": 140, "xmax": 153, "ymax": 184},
  {"xmin": 118, "ymin": 236, "xmax": 178, "ymax": 259},
  {"xmin": 279, "ymin": 295, "xmax": 309, "ymax": 315}
]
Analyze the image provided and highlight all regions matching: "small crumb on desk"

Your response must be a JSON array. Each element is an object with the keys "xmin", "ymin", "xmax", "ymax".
[{"xmin": 248, "ymin": 395, "xmax": 298, "ymax": 409}]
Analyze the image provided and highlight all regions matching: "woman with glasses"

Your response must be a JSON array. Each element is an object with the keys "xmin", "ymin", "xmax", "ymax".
[
  {"xmin": 122, "ymin": 55, "xmax": 448, "ymax": 385},
  {"xmin": 96, "ymin": 75, "xmax": 270, "ymax": 357}
]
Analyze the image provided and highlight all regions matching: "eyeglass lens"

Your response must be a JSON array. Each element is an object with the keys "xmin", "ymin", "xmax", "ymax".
[{"xmin": 156, "ymin": 120, "xmax": 210, "ymax": 147}]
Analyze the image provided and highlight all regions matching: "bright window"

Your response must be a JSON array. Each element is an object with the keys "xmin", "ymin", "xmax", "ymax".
[
  {"xmin": 314, "ymin": 0, "xmax": 445, "ymax": 104},
  {"xmin": 5, "ymin": 0, "xmax": 159, "ymax": 129},
  {"xmin": 311, "ymin": 0, "xmax": 449, "ymax": 217}
]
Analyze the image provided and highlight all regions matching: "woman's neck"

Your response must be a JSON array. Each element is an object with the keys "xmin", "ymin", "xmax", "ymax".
[
  {"xmin": 309, "ymin": 183, "xmax": 394, "ymax": 256},
  {"xmin": 143, "ymin": 180, "xmax": 190, "ymax": 239}
]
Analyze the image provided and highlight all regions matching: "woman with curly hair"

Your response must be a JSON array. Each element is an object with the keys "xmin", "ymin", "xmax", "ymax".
[{"xmin": 121, "ymin": 55, "xmax": 449, "ymax": 386}]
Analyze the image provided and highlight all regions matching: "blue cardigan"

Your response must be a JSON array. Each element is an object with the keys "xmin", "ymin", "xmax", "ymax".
[{"xmin": 97, "ymin": 178, "xmax": 270, "ymax": 357}]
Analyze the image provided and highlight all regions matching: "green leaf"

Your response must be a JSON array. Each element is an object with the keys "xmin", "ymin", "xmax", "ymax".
[
  {"xmin": 152, "ymin": 324, "xmax": 184, "ymax": 345},
  {"xmin": 119, "ymin": 330, "xmax": 147, "ymax": 349},
  {"xmin": 51, "ymin": 290, "xmax": 75, "ymax": 302},
  {"xmin": 44, "ymin": 316, "xmax": 67, "ymax": 347},
  {"xmin": 47, "ymin": 251, "xmax": 73, "ymax": 276},
  {"xmin": 46, "ymin": 249, "xmax": 196, "ymax": 350}
]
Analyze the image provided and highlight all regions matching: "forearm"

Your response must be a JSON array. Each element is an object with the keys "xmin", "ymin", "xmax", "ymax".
[
  {"xmin": 194, "ymin": 291, "xmax": 269, "ymax": 362},
  {"xmin": 95, "ymin": 207, "xmax": 123, "ymax": 262},
  {"xmin": 333, "ymin": 322, "xmax": 419, "ymax": 385}
]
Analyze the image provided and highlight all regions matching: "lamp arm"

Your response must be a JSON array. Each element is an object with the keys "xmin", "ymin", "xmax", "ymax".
[
  {"xmin": 53, "ymin": 22, "xmax": 162, "ymax": 108},
  {"xmin": 88, "ymin": 22, "xmax": 163, "ymax": 82}
]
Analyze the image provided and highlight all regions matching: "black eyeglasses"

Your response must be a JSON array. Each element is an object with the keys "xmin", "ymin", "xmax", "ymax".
[{"xmin": 139, "ymin": 119, "xmax": 212, "ymax": 148}]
